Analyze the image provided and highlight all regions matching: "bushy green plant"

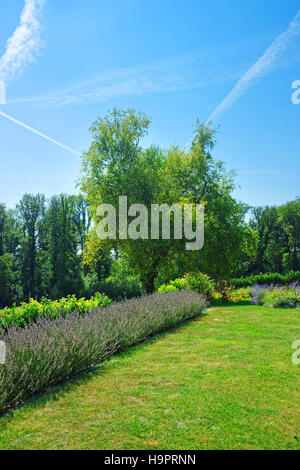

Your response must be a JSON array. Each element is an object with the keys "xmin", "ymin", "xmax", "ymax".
[
  {"xmin": 228, "ymin": 288, "xmax": 251, "ymax": 303},
  {"xmin": 97, "ymin": 276, "xmax": 145, "ymax": 300},
  {"xmin": 157, "ymin": 272, "xmax": 214, "ymax": 300},
  {"xmin": 210, "ymin": 287, "xmax": 250, "ymax": 305},
  {"xmin": 210, "ymin": 291, "xmax": 224, "ymax": 305},
  {"xmin": 84, "ymin": 264, "xmax": 145, "ymax": 300},
  {"xmin": 265, "ymin": 294, "xmax": 300, "ymax": 309},
  {"xmin": 250, "ymin": 284, "xmax": 300, "ymax": 308},
  {"xmin": 0, "ymin": 293, "xmax": 111, "ymax": 331},
  {"xmin": 171, "ymin": 277, "xmax": 187, "ymax": 290},
  {"xmin": 184, "ymin": 272, "xmax": 214, "ymax": 298},
  {"xmin": 157, "ymin": 284, "xmax": 178, "ymax": 294}
]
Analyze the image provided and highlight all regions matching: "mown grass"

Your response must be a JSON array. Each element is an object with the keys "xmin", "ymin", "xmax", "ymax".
[{"xmin": 0, "ymin": 304, "xmax": 299, "ymax": 450}]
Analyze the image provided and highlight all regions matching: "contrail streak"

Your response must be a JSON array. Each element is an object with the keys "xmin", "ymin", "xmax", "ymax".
[
  {"xmin": 208, "ymin": 8, "xmax": 300, "ymax": 121},
  {"xmin": 0, "ymin": 109, "xmax": 80, "ymax": 155}
]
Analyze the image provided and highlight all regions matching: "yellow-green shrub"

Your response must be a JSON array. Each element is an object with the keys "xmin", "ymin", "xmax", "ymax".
[{"xmin": 0, "ymin": 292, "xmax": 111, "ymax": 331}]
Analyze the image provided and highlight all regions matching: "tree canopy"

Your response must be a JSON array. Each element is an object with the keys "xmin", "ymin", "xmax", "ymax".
[{"xmin": 80, "ymin": 108, "xmax": 252, "ymax": 291}]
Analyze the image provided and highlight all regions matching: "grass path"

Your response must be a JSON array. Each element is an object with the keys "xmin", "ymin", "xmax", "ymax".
[{"xmin": 0, "ymin": 305, "xmax": 299, "ymax": 450}]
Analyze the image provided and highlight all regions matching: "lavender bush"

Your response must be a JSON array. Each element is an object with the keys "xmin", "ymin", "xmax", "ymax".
[
  {"xmin": 250, "ymin": 284, "xmax": 270, "ymax": 305},
  {"xmin": 0, "ymin": 291, "xmax": 207, "ymax": 415},
  {"xmin": 250, "ymin": 283, "xmax": 300, "ymax": 308}
]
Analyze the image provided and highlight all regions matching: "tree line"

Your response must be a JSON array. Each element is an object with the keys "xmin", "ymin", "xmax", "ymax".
[
  {"xmin": 0, "ymin": 193, "xmax": 299, "ymax": 308},
  {"xmin": 0, "ymin": 194, "xmax": 93, "ymax": 307},
  {"xmin": 0, "ymin": 109, "xmax": 299, "ymax": 306}
]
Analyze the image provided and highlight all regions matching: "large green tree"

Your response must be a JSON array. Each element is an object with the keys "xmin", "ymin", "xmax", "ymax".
[{"xmin": 81, "ymin": 109, "xmax": 250, "ymax": 291}]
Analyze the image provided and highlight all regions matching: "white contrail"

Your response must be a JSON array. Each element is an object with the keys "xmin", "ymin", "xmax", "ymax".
[
  {"xmin": 0, "ymin": 1, "xmax": 80, "ymax": 156},
  {"xmin": 208, "ymin": 8, "xmax": 300, "ymax": 121},
  {"xmin": 0, "ymin": 109, "xmax": 80, "ymax": 155},
  {"xmin": 0, "ymin": 0, "xmax": 45, "ymax": 84}
]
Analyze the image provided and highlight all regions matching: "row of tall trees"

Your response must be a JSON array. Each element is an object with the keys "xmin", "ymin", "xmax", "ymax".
[
  {"xmin": 246, "ymin": 199, "xmax": 300, "ymax": 275},
  {"xmin": 0, "ymin": 194, "xmax": 91, "ymax": 307}
]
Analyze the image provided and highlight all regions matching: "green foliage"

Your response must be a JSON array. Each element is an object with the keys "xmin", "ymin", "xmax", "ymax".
[
  {"xmin": 83, "ymin": 255, "xmax": 145, "ymax": 300},
  {"xmin": 247, "ymin": 198, "xmax": 300, "ymax": 276},
  {"xmin": 184, "ymin": 272, "xmax": 214, "ymax": 298},
  {"xmin": 0, "ymin": 253, "xmax": 22, "ymax": 307},
  {"xmin": 227, "ymin": 287, "xmax": 251, "ymax": 303},
  {"xmin": 210, "ymin": 291, "xmax": 224, "ymax": 305},
  {"xmin": 265, "ymin": 294, "xmax": 300, "ymax": 309},
  {"xmin": 80, "ymin": 109, "xmax": 250, "ymax": 292},
  {"xmin": 0, "ymin": 292, "xmax": 111, "ymax": 330},
  {"xmin": 83, "ymin": 273, "xmax": 145, "ymax": 300},
  {"xmin": 157, "ymin": 271, "xmax": 214, "ymax": 299},
  {"xmin": 278, "ymin": 199, "xmax": 300, "ymax": 272},
  {"xmin": 231, "ymin": 271, "xmax": 300, "ymax": 288},
  {"xmin": 263, "ymin": 288, "xmax": 300, "ymax": 309},
  {"xmin": 47, "ymin": 194, "xmax": 85, "ymax": 299},
  {"xmin": 157, "ymin": 284, "xmax": 178, "ymax": 294},
  {"xmin": 211, "ymin": 286, "xmax": 251, "ymax": 305},
  {"xmin": 18, "ymin": 194, "xmax": 45, "ymax": 299},
  {"xmin": 0, "ymin": 193, "xmax": 97, "ymax": 308},
  {"xmin": 250, "ymin": 284, "xmax": 300, "ymax": 308},
  {"xmin": 0, "ymin": 112, "xmax": 298, "ymax": 306},
  {"xmin": 170, "ymin": 277, "xmax": 187, "ymax": 290}
]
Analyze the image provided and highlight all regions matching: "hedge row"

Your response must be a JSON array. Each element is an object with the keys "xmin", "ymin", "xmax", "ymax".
[
  {"xmin": 230, "ymin": 271, "xmax": 300, "ymax": 288},
  {"xmin": 0, "ymin": 291, "xmax": 207, "ymax": 415},
  {"xmin": 0, "ymin": 293, "xmax": 111, "ymax": 331}
]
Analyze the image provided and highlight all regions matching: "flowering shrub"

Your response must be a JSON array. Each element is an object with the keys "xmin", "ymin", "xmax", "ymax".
[
  {"xmin": 210, "ymin": 291, "xmax": 224, "ymax": 305},
  {"xmin": 211, "ymin": 287, "xmax": 251, "ymax": 305},
  {"xmin": 250, "ymin": 283, "xmax": 300, "ymax": 308},
  {"xmin": 0, "ymin": 293, "xmax": 111, "ymax": 331},
  {"xmin": 250, "ymin": 284, "xmax": 270, "ymax": 306},
  {"xmin": 228, "ymin": 288, "xmax": 251, "ymax": 303},
  {"xmin": 0, "ymin": 291, "xmax": 207, "ymax": 415}
]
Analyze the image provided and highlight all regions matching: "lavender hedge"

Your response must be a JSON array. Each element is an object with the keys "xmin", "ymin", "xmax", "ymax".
[{"xmin": 0, "ymin": 291, "xmax": 207, "ymax": 415}]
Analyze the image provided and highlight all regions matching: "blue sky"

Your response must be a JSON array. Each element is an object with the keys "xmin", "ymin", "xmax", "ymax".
[{"xmin": 0, "ymin": 0, "xmax": 299, "ymax": 208}]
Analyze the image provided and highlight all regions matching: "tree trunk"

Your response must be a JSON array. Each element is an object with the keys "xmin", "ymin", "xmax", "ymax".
[{"xmin": 144, "ymin": 276, "xmax": 155, "ymax": 294}]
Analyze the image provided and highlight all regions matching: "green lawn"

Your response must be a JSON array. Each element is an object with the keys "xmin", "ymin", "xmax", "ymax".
[{"xmin": 0, "ymin": 304, "xmax": 299, "ymax": 450}]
